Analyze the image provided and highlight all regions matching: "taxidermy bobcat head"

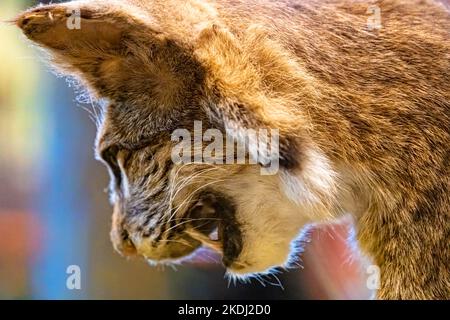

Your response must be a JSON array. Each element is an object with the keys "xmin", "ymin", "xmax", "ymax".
[{"xmin": 15, "ymin": 0, "xmax": 449, "ymax": 299}]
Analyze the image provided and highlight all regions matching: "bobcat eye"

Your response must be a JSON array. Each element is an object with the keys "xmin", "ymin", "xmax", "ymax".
[{"xmin": 100, "ymin": 146, "xmax": 122, "ymax": 189}]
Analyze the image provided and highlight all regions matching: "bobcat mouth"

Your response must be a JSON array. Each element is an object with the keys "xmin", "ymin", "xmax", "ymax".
[{"xmin": 186, "ymin": 192, "xmax": 243, "ymax": 268}]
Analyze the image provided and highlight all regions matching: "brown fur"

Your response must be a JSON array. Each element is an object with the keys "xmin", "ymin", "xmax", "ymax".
[{"xmin": 15, "ymin": 0, "xmax": 449, "ymax": 299}]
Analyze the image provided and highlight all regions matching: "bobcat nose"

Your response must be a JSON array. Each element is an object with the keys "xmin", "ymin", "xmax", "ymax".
[
  {"xmin": 111, "ymin": 226, "xmax": 137, "ymax": 257},
  {"xmin": 110, "ymin": 202, "xmax": 137, "ymax": 257}
]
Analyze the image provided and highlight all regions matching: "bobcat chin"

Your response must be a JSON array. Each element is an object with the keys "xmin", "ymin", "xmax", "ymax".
[{"xmin": 15, "ymin": 0, "xmax": 449, "ymax": 299}]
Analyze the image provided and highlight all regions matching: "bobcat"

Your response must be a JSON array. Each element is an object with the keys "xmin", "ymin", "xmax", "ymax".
[{"xmin": 15, "ymin": 0, "xmax": 449, "ymax": 299}]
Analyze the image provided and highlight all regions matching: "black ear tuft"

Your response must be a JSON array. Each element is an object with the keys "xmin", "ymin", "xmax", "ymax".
[{"xmin": 278, "ymin": 136, "xmax": 302, "ymax": 170}]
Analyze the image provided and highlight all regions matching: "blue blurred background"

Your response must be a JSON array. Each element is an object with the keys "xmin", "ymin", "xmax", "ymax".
[{"xmin": 0, "ymin": 0, "xmax": 371, "ymax": 300}]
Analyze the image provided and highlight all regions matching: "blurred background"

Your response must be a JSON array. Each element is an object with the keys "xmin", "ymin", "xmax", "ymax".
[{"xmin": 0, "ymin": 0, "xmax": 371, "ymax": 300}]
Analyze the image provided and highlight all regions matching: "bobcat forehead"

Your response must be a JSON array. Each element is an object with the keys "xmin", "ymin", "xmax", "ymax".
[{"xmin": 16, "ymin": 0, "xmax": 450, "ymax": 299}]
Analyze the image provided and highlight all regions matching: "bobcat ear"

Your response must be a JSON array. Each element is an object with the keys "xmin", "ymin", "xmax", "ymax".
[
  {"xmin": 15, "ymin": 2, "xmax": 168, "ymax": 98},
  {"xmin": 196, "ymin": 25, "xmax": 303, "ymax": 171},
  {"xmin": 204, "ymin": 97, "xmax": 302, "ymax": 171},
  {"xmin": 15, "ymin": 2, "xmax": 157, "ymax": 56}
]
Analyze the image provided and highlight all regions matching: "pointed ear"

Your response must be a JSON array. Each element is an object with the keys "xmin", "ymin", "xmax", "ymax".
[
  {"xmin": 15, "ymin": 1, "xmax": 173, "ymax": 98},
  {"xmin": 196, "ymin": 25, "xmax": 304, "ymax": 171},
  {"xmin": 15, "ymin": 1, "xmax": 160, "ymax": 58},
  {"xmin": 204, "ymin": 96, "xmax": 303, "ymax": 171}
]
